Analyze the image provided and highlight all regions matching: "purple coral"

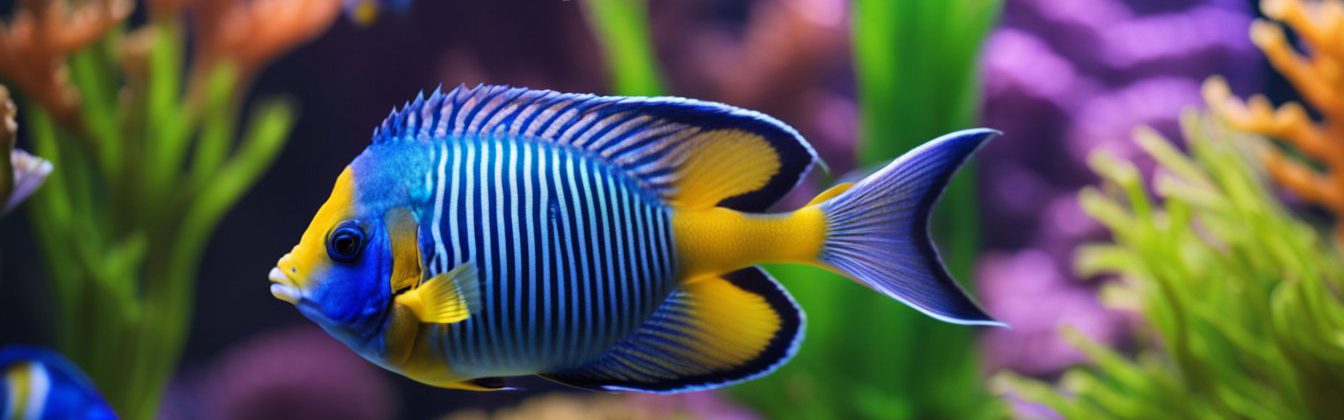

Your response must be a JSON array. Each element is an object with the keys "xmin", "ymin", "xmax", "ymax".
[
  {"xmin": 162, "ymin": 326, "xmax": 397, "ymax": 420},
  {"xmin": 978, "ymin": 0, "xmax": 1260, "ymax": 376}
]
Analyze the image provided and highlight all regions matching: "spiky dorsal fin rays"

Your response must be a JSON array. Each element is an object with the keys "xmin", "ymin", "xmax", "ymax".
[{"xmin": 371, "ymin": 84, "xmax": 819, "ymax": 212}]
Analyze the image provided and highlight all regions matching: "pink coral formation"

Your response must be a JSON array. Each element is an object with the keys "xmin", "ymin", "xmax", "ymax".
[
  {"xmin": 163, "ymin": 326, "xmax": 397, "ymax": 420},
  {"xmin": 442, "ymin": 392, "xmax": 758, "ymax": 420}
]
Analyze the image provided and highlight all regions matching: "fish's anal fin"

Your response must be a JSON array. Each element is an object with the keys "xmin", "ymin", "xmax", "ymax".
[
  {"xmin": 539, "ymin": 267, "xmax": 803, "ymax": 393},
  {"xmin": 669, "ymin": 130, "xmax": 782, "ymax": 209},
  {"xmin": 394, "ymin": 262, "xmax": 480, "ymax": 324},
  {"xmin": 466, "ymin": 377, "xmax": 516, "ymax": 391}
]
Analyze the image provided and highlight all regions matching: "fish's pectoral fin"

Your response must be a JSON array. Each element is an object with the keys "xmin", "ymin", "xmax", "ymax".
[
  {"xmin": 394, "ymin": 262, "xmax": 480, "ymax": 324},
  {"xmin": 540, "ymin": 267, "xmax": 802, "ymax": 393}
]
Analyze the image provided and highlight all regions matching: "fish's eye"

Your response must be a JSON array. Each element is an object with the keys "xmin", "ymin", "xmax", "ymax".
[{"xmin": 327, "ymin": 221, "xmax": 366, "ymax": 263}]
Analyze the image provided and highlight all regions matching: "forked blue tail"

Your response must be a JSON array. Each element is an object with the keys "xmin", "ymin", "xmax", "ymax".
[{"xmin": 817, "ymin": 128, "xmax": 1005, "ymax": 327}]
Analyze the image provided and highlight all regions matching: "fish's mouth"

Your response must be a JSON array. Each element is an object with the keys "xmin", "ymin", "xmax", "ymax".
[{"xmin": 269, "ymin": 267, "xmax": 303, "ymax": 304}]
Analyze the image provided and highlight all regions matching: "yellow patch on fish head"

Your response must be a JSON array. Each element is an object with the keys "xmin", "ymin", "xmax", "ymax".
[{"xmin": 271, "ymin": 166, "xmax": 360, "ymax": 305}]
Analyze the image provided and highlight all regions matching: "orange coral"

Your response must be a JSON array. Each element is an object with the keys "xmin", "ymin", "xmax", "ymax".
[
  {"xmin": 1204, "ymin": 0, "xmax": 1344, "ymax": 242},
  {"xmin": 189, "ymin": 0, "xmax": 341, "ymax": 100},
  {"xmin": 0, "ymin": 0, "xmax": 132, "ymax": 128}
]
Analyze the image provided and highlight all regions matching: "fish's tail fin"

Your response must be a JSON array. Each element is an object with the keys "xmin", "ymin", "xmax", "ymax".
[{"xmin": 814, "ymin": 128, "xmax": 1005, "ymax": 327}]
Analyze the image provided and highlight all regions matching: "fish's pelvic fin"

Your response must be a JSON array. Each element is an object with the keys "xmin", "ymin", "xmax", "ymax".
[
  {"xmin": 540, "ymin": 267, "xmax": 802, "ymax": 393},
  {"xmin": 815, "ymin": 128, "xmax": 1005, "ymax": 326},
  {"xmin": 394, "ymin": 262, "xmax": 480, "ymax": 324}
]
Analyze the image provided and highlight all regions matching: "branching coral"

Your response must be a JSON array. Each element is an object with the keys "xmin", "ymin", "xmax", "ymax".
[
  {"xmin": 0, "ymin": 0, "xmax": 131, "ymax": 128},
  {"xmin": 189, "ymin": 0, "xmax": 342, "ymax": 97},
  {"xmin": 1204, "ymin": 0, "xmax": 1344, "ymax": 242}
]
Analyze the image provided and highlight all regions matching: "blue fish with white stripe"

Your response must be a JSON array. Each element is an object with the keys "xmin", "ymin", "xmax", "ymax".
[
  {"xmin": 268, "ymin": 85, "xmax": 1005, "ymax": 393},
  {"xmin": 0, "ymin": 346, "xmax": 116, "ymax": 420}
]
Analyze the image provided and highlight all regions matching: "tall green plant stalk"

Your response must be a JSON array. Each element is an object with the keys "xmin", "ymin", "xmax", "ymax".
[
  {"xmin": 581, "ymin": 0, "xmax": 663, "ymax": 96},
  {"xmin": 734, "ymin": 2, "xmax": 1000, "ymax": 419},
  {"xmin": 23, "ymin": 21, "xmax": 294, "ymax": 419},
  {"xmin": 580, "ymin": 1, "xmax": 1000, "ymax": 417}
]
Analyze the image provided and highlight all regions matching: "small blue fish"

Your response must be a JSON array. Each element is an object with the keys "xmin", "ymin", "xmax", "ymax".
[
  {"xmin": 0, "ymin": 346, "xmax": 115, "ymax": 420},
  {"xmin": 269, "ymin": 85, "xmax": 1004, "ymax": 393}
]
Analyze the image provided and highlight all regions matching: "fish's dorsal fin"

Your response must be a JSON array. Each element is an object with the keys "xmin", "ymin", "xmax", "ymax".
[
  {"xmin": 372, "ymin": 85, "xmax": 818, "ymax": 211},
  {"xmin": 539, "ymin": 267, "xmax": 803, "ymax": 393},
  {"xmin": 393, "ymin": 262, "xmax": 480, "ymax": 324}
]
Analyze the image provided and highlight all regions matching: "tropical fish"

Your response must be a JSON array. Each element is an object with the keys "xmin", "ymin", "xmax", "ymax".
[
  {"xmin": 269, "ymin": 85, "xmax": 1004, "ymax": 393},
  {"xmin": 0, "ymin": 346, "xmax": 116, "ymax": 420}
]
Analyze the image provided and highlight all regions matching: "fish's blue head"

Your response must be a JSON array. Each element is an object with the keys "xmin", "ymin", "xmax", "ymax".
[{"xmin": 270, "ymin": 162, "xmax": 398, "ymax": 348}]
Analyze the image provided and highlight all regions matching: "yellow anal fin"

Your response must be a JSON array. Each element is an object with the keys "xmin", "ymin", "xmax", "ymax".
[
  {"xmin": 540, "ymin": 267, "xmax": 802, "ymax": 392},
  {"xmin": 394, "ymin": 262, "xmax": 479, "ymax": 324}
]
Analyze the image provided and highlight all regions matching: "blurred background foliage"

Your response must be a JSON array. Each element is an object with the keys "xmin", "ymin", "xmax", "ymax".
[
  {"xmin": 1, "ymin": 0, "xmax": 1338, "ymax": 419},
  {"xmin": 721, "ymin": 1, "xmax": 1004, "ymax": 419},
  {"xmin": 0, "ymin": 0, "xmax": 337, "ymax": 418},
  {"xmin": 993, "ymin": 1, "xmax": 1344, "ymax": 418},
  {"xmin": 995, "ymin": 111, "xmax": 1344, "ymax": 419}
]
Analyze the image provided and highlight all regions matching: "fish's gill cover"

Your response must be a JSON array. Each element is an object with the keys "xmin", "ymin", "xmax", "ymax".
[{"xmin": 371, "ymin": 84, "xmax": 819, "ymax": 212}]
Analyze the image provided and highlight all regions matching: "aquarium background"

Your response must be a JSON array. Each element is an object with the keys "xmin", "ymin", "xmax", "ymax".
[{"xmin": 0, "ymin": 0, "xmax": 1317, "ymax": 419}]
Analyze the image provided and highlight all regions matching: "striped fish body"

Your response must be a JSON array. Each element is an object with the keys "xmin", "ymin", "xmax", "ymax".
[
  {"xmin": 403, "ymin": 136, "xmax": 679, "ymax": 377},
  {"xmin": 271, "ymin": 85, "xmax": 1002, "ymax": 394}
]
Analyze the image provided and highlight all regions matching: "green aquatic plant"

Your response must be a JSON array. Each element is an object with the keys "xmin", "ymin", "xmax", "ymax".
[
  {"xmin": 581, "ymin": 1, "xmax": 999, "ymax": 417},
  {"xmin": 730, "ymin": 1, "xmax": 1003, "ymax": 419},
  {"xmin": 993, "ymin": 112, "xmax": 1344, "ymax": 418},
  {"xmin": 0, "ymin": 0, "xmax": 339, "ymax": 418},
  {"xmin": 581, "ymin": 0, "xmax": 664, "ymax": 96}
]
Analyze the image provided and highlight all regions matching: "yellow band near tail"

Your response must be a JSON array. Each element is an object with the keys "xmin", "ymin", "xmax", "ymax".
[{"xmin": 672, "ymin": 205, "xmax": 827, "ymax": 280}]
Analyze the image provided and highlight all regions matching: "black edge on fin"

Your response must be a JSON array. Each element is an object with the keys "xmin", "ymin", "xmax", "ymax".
[
  {"xmin": 540, "ymin": 267, "xmax": 803, "ymax": 393},
  {"xmin": 467, "ymin": 377, "xmax": 515, "ymax": 391},
  {"xmin": 371, "ymin": 84, "xmax": 818, "ymax": 212}
]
